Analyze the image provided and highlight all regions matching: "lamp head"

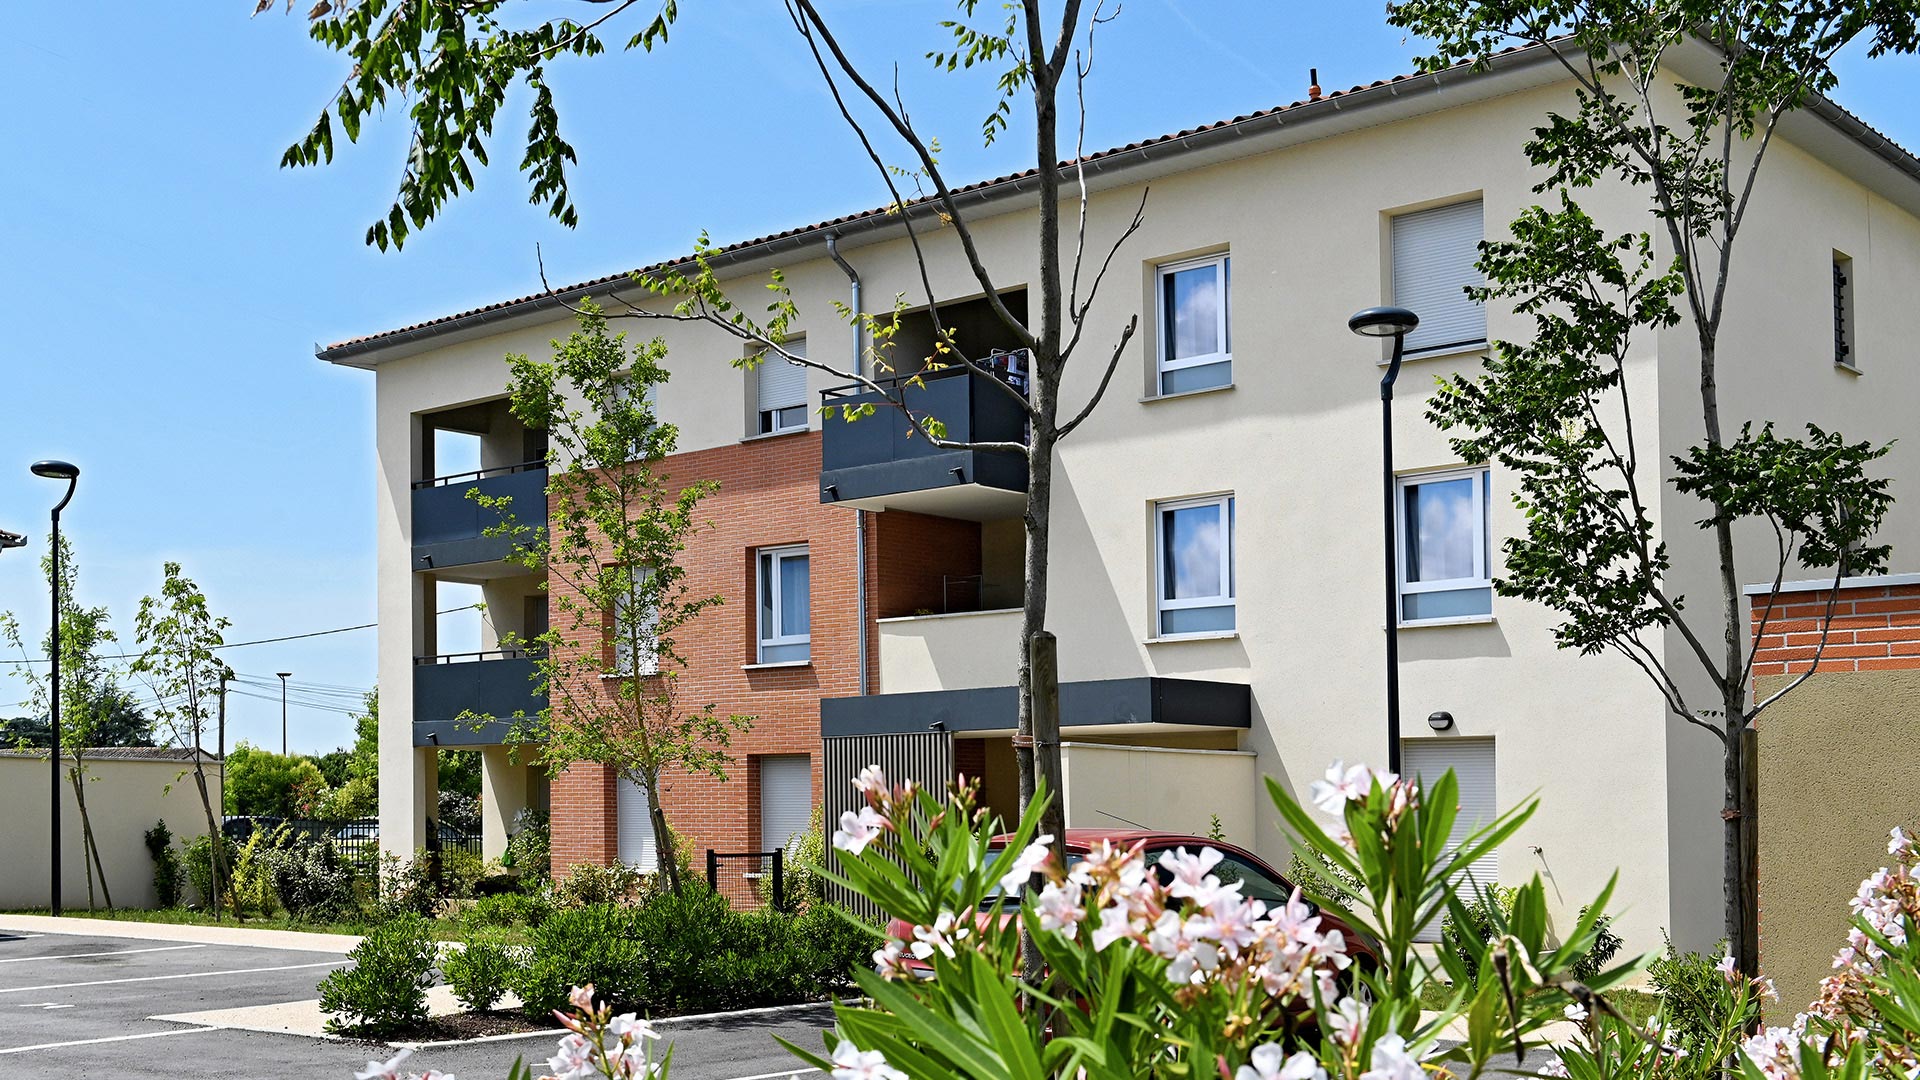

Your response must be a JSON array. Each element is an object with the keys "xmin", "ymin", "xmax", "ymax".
[
  {"xmin": 29, "ymin": 460, "xmax": 79, "ymax": 481},
  {"xmin": 1347, "ymin": 306, "xmax": 1421, "ymax": 339},
  {"xmin": 276, "ymin": 671, "xmax": 293, "ymax": 679},
  {"xmin": 0, "ymin": 528, "xmax": 25, "ymax": 551}
]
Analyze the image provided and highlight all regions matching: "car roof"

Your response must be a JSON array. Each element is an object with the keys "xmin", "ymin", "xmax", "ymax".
[{"xmin": 992, "ymin": 827, "xmax": 1264, "ymax": 857}]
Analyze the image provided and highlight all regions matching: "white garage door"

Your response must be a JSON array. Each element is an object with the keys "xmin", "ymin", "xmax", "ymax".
[
  {"xmin": 617, "ymin": 775, "xmax": 658, "ymax": 872},
  {"xmin": 1402, "ymin": 738, "xmax": 1497, "ymax": 942},
  {"xmin": 760, "ymin": 755, "xmax": 813, "ymax": 858}
]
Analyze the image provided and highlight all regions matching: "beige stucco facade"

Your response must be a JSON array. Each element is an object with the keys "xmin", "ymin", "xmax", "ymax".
[
  {"xmin": 0, "ymin": 750, "xmax": 222, "ymax": 911},
  {"xmin": 327, "ymin": 42, "xmax": 1920, "ymax": 958}
]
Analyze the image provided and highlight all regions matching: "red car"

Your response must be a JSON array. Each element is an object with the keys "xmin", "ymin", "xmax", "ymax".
[{"xmin": 887, "ymin": 828, "xmax": 1381, "ymax": 976}]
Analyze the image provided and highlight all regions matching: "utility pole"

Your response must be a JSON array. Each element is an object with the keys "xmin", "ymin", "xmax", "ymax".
[
  {"xmin": 276, "ymin": 672, "xmax": 292, "ymax": 756},
  {"xmin": 217, "ymin": 667, "xmax": 231, "ymax": 821}
]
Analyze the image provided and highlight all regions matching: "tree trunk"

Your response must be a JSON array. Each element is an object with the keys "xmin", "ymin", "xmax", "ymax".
[
  {"xmin": 646, "ymin": 777, "xmax": 682, "ymax": 897},
  {"xmin": 69, "ymin": 764, "xmax": 113, "ymax": 911},
  {"xmin": 191, "ymin": 764, "xmax": 225, "ymax": 920}
]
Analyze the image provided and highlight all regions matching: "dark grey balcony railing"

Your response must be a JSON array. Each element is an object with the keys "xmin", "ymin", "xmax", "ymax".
[
  {"xmin": 818, "ymin": 356, "xmax": 1029, "ymax": 509},
  {"xmin": 411, "ymin": 462, "xmax": 547, "ymax": 569},
  {"xmin": 412, "ymin": 648, "xmax": 546, "ymax": 747}
]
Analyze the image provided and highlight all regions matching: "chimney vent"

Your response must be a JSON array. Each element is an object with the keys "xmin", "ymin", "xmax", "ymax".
[{"xmin": 1308, "ymin": 68, "xmax": 1322, "ymax": 102}]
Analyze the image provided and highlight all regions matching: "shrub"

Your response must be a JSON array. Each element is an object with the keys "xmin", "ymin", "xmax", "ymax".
[
  {"xmin": 144, "ymin": 821, "xmax": 182, "ymax": 907},
  {"xmin": 503, "ymin": 808, "xmax": 551, "ymax": 881},
  {"xmin": 263, "ymin": 832, "xmax": 359, "ymax": 921},
  {"xmin": 790, "ymin": 901, "xmax": 875, "ymax": 989},
  {"xmin": 765, "ymin": 809, "xmax": 827, "ymax": 912},
  {"xmin": 439, "ymin": 847, "xmax": 485, "ymax": 900},
  {"xmin": 552, "ymin": 861, "xmax": 646, "ymax": 909},
  {"xmin": 375, "ymin": 852, "xmax": 440, "ymax": 918},
  {"xmin": 1649, "ymin": 935, "xmax": 1757, "ymax": 1067},
  {"xmin": 466, "ymin": 891, "xmax": 552, "ymax": 930},
  {"xmin": 515, "ymin": 904, "xmax": 646, "ymax": 1016},
  {"xmin": 1287, "ymin": 849, "xmax": 1364, "ymax": 909},
  {"xmin": 229, "ymin": 828, "xmax": 280, "ymax": 917},
  {"xmin": 1572, "ymin": 905, "xmax": 1624, "ymax": 980},
  {"xmin": 1438, "ymin": 882, "xmax": 1516, "ymax": 982},
  {"xmin": 317, "ymin": 914, "xmax": 438, "ymax": 1036},
  {"xmin": 443, "ymin": 930, "xmax": 519, "ymax": 1013}
]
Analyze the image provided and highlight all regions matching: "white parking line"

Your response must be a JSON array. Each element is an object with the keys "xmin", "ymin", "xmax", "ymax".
[
  {"xmin": 0, "ymin": 960, "xmax": 344, "ymax": 994},
  {"xmin": 0, "ymin": 944, "xmax": 206, "ymax": 964},
  {"xmin": 0, "ymin": 1027, "xmax": 217, "ymax": 1055},
  {"xmin": 720, "ymin": 1069, "xmax": 821, "ymax": 1080}
]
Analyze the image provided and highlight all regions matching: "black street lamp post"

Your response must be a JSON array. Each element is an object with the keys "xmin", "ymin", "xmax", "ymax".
[
  {"xmin": 1347, "ymin": 309, "xmax": 1420, "ymax": 774},
  {"xmin": 277, "ymin": 672, "xmax": 293, "ymax": 756},
  {"xmin": 30, "ymin": 459, "xmax": 79, "ymax": 917}
]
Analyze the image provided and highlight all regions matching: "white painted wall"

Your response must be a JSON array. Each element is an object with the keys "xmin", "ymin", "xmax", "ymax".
[{"xmin": 1061, "ymin": 743, "xmax": 1257, "ymax": 846}]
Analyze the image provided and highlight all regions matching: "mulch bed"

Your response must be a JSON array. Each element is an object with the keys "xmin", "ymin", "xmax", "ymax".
[{"xmin": 380, "ymin": 1010, "xmax": 561, "ymax": 1044}]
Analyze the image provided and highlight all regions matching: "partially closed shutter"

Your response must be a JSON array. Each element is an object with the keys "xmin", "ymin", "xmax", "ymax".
[
  {"xmin": 616, "ymin": 776, "xmax": 658, "ymax": 872},
  {"xmin": 1403, "ymin": 738, "xmax": 1497, "ymax": 941},
  {"xmin": 757, "ymin": 340, "xmax": 809, "ymax": 413},
  {"xmin": 1392, "ymin": 199, "xmax": 1486, "ymax": 355},
  {"xmin": 759, "ymin": 755, "xmax": 813, "ymax": 858}
]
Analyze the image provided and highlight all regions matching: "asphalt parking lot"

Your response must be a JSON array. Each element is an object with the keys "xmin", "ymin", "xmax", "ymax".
[{"xmin": 0, "ymin": 927, "xmax": 835, "ymax": 1079}]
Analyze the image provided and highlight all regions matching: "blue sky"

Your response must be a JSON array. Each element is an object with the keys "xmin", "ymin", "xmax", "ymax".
[{"xmin": 2, "ymin": 3, "xmax": 1915, "ymax": 754}]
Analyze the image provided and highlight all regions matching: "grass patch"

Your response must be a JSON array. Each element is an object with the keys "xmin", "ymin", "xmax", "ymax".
[
  {"xmin": 3, "ymin": 907, "xmax": 479, "ymax": 942},
  {"xmin": 1417, "ymin": 979, "xmax": 1662, "ymax": 1027}
]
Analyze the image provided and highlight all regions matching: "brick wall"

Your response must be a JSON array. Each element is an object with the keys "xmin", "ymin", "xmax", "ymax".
[
  {"xmin": 547, "ymin": 431, "xmax": 864, "ymax": 880},
  {"xmin": 1748, "ymin": 579, "xmax": 1920, "ymax": 678},
  {"xmin": 871, "ymin": 510, "xmax": 982, "ymax": 618}
]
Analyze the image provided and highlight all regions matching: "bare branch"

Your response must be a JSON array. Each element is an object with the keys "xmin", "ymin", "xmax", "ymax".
[{"xmin": 1057, "ymin": 315, "xmax": 1137, "ymax": 440}]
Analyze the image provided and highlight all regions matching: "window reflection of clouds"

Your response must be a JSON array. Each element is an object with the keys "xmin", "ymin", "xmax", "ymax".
[
  {"xmin": 1411, "ymin": 478, "xmax": 1475, "ymax": 582},
  {"xmin": 1168, "ymin": 506, "xmax": 1223, "ymax": 598},
  {"xmin": 1168, "ymin": 265, "xmax": 1220, "ymax": 360}
]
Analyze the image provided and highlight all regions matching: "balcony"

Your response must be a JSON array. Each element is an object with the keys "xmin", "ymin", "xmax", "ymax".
[
  {"xmin": 877, "ymin": 607, "xmax": 1022, "ymax": 694},
  {"xmin": 413, "ymin": 649, "xmax": 546, "ymax": 746},
  {"xmin": 411, "ymin": 462, "xmax": 547, "ymax": 571},
  {"xmin": 819, "ymin": 359, "xmax": 1028, "ymax": 520}
]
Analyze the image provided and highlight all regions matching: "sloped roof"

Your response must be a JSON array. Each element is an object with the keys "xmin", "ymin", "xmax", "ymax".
[{"xmin": 317, "ymin": 40, "xmax": 1920, "ymax": 365}]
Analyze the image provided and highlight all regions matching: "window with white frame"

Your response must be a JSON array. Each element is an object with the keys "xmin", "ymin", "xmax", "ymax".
[
  {"xmin": 1156, "ymin": 495, "xmax": 1235, "ymax": 636},
  {"xmin": 609, "ymin": 377, "xmax": 657, "ymax": 462},
  {"xmin": 1156, "ymin": 254, "xmax": 1231, "ymax": 394},
  {"xmin": 1397, "ymin": 467, "xmax": 1492, "ymax": 623},
  {"xmin": 757, "ymin": 545, "xmax": 811, "ymax": 663},
  {"xmin": 755, "ymin": 336, "xmax": 809, "ymax": 435},
  {"xmin": 1390, "ymin": 199, "xmax": 1486, "ymax": 356},
  {"xmin": 611, "ymin": 567, "xmax": 659, "ymax": 677}
]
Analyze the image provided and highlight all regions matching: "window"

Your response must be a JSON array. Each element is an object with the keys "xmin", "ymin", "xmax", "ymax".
[
  {"xmin": 1401, "ymin": 738, "xmax": 1497, "ymax": 942},
  {"xmin": 1391, "ymin": 199, "xmax": 1486, "ymax": 356},
  {"xmin": 1834, "ymin": 251, "xmax": 1856, "ymax": 369},
  {"xmin": 1397, "ymin": 468, "xmax": 1492, "ymax": 623},
  {"xmin": 1156, "ymin": 254, "xmax": 1231, "ymax": 394},
  {"xmin": 757, "ymin": 546, "xmax": 811, "ymax": 663},
  {"xmin": 616, "ymin": 775, "xmax": 659, "ymax": 872},
  {"xmin": 611, "ymin": 567, "xmax": 658, "ymax": 677},
  {"xmin": 1155, "ymin": 495, "xmax": 1235, "ymax": 636},
  {"xmin": 758, "ymin": 755, "xmax": 812, "ymax": 858},
  {"xmin": 755, "ymin": 337, "xmax": 809, "ymax": 435},
  {"xmin": 609, "ymin": 377, "xmax": 657, "ymax": 461}
]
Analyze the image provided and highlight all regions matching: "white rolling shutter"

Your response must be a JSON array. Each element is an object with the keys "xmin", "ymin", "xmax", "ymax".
[
  {"xmin": 1403, "ymin": 738, "xmax": 1498, "ymax": 942},
  {"xmin": 616, "ymin": 776, "xmax": 658, "ymax": 872},
  {"xmin": 759, "ymin": 755, "xmax": 813, "ymax": 857},
  {"xmin": 757, "ymin": 340, "xmax": 808, "ymax": 415},
  {"xmin": 1392, "ymin": 199, "xmax": 1486, "ymax": 356}
]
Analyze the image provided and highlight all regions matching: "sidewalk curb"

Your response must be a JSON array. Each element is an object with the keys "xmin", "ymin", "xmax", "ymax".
[{"xmin": 0, "ymin": 914, "xmax": 360, "ymax": 954}]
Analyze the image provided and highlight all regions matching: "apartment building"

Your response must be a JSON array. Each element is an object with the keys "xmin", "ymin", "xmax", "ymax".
[{"xmin": 318, "ymin": 40, "xmax": 1920, "ymax": 951}]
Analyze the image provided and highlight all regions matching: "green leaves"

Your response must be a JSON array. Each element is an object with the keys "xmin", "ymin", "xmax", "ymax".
[
  {"xmin": 274, "ymin": 0, "xmax": 681, "ymax": 249},
  {"xmin": 1672, "ymin": 422, "xmax": 1894, "ymax": 574}
]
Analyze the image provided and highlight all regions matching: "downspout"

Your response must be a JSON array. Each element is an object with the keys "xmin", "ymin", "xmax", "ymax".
[{"xmin": 826, "ymin": 232, "xmax": 869, "ymax": 697}]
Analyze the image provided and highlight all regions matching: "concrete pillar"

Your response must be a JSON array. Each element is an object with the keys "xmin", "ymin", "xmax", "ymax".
[
  {"xmin": 378, "ymin": 412, "xmax": 431, "ymax": 860},
  {"xmin": 480, "ymin": 746, "xmax": 529, "ymax": 860}
]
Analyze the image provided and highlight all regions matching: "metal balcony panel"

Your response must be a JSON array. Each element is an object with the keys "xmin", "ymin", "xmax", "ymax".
[
  {"xmin": 412, "ymin": 653, "xmax": 546, "ymax": 746},
  {"xmin": 411, "ymin": 466, "xmax": 547, "ymax": 569}
]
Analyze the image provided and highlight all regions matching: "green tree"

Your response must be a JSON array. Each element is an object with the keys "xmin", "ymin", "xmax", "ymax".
[
  {"xmin": 475, "ymin": 306, "xmax": 748, "ymax": 896},
  {"xmin": 272, "ymin": 5, "xmax": 1155, "ymax": 943},
  {"xmin": 0, "ymin": 536, "xmax": 141, "ymax": 911},
  {"xmin": 131, "ymin": 563, "xmax": 234, "ymax": 918},
  {"xmin": 1381, "ymin": 0, "xmax": 1915, "ymax": 973},
  {"xmin": 223, "ymin": 742, "xmax": 330, "ymax": 817}
]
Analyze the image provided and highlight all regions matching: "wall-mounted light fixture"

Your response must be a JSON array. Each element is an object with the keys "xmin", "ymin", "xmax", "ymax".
[{"xmin": 1427, "ymin": 710, "xmax": 1455, "ymax": 732}]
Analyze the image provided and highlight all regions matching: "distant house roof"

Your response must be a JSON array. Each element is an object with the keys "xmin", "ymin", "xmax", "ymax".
[
  {"xmin": 316, "ymin": 39, "xmax": 1920, "ymax": 367},
  {"xmin": 0, "ymin": 746, "xmax": 219, "ymax": 764}
]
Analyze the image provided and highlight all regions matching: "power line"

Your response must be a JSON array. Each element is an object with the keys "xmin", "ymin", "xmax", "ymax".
[{"xmin": 0, "ymin": 605, "xmax": 482, "ymax": 665}]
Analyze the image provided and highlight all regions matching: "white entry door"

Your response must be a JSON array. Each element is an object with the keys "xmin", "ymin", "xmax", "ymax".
[
  {"xmin": 759, "ymin": 755, "xmax": 813, "ymax": 857},
  {"xmin": 617, "ymin": 775, "xmax": 658, "ymax": 872},
  {"xmin": 1402, "ymin": 738, "xmax": 1498, "ymax": 942}
]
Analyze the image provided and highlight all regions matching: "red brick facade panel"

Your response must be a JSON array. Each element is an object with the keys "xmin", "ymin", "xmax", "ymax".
[
  {"xmin": 546, "ymin": 432, "xmax": 856, "ymax": 886},
  {"xmin": 871, "ymin": 511, "xmax": 983, "ymax": 618},
  {"xmin": 1749, "ymin": 582, "xmax": 1920, "ymax": 677}
]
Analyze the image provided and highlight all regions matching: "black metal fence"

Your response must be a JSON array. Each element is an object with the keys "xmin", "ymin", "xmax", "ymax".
[
  {"xmin": 220, "ymin": 816, "xmax": 481, "ymax": 866},
  {"xmin": 707, "ymin": 848, "xmax": 784, "ymax": 910}
]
